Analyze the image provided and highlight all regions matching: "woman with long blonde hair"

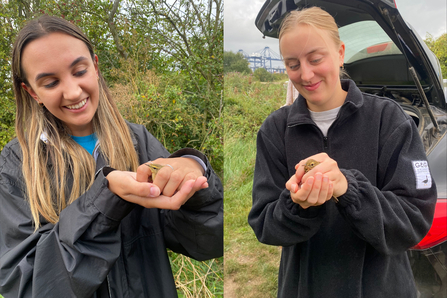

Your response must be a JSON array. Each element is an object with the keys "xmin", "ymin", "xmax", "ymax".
[{"xmin": 0, "ymin": 15, "xmax": 223, "ymax": 297}]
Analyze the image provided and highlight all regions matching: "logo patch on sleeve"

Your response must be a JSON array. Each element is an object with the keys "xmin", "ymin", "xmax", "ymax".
[{"xmin": 412, "ymin": 161, "xmax": 432, "ymax": 189}]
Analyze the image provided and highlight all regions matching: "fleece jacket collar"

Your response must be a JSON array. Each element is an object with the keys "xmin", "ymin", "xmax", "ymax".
[{"xmin": 287, "ymin": 79, "xmax": 364, "ymax": 127}]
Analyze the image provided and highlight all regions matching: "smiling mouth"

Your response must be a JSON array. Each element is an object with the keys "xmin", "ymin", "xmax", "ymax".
[
  {"xmin": 304, "ymin": 82, "xmax": 319, "ymax": 87},
  {"xmin": 66, "ymin": 98, "xmax": 87, "ymax": 110},
  {"xmin": 303, "ymin": 81, "xmax": 321, "ymax": 91}
]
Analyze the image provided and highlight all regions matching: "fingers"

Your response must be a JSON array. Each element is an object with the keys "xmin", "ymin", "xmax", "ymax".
[
  {"xmin": 126, "ymin": 179, "xmax": 196, "ymax": 210},
  {"xmin": 289, "ymin": 172, "xmax": 333, "ymax": 209},
  {"xmin": 136, "ymin": 161, "xmax": 185, "ymax": 196},
  {"xmin": 293, "ymin": 152, "xmax": 347, "ymax": 198},
  {"xmin": 142, "ymin": 157, "xmax": 206, "ymax": 196},
  {"xmin": 136, "ymin": 163, "xmax": 153, "ymax": 182},
  {"xmin": 152, "ymin": 165, "xmax": 206, "ymax": 197},
  {"xmin": 107, "ymin": 170, "xmax": 161, "ymax": 199},
  {"xmin": 109, "ymin": 162, "xmax": 209, "ymax": 210},
  {"xmin": 286, "ymin": 173, "xmax": 300, "ymax": 193},
  {"xmin": 192, "ymin": 176, "xmax": 208, "ymax": 190}
]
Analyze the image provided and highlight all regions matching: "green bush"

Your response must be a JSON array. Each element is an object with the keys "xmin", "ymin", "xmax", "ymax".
[
  {"xmin": 111, "ymin": 69, "xmax": 223, "ymax": 177},
  {"xmin": 0, "ymin": 96, "xmax": 15, "ymax": 150},
  {"xmin": 224, "ymin": 72, "xmax": 284, "ymax": 139},
  {"xmin": 224, "ymin": 51, "xmax": 251, "ymax": 74},
  {"xmin": 253, "ymin": 67, "xmax": 274, "ymax": 82}
]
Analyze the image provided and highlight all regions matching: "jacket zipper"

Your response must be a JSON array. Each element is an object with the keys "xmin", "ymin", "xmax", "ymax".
[
  {"xmin": 288, "ymin": 124, "xmax": 330, "ymax": 152},
  {"xmin": 107, "ymin": 275, "xmax": 112, "ymax": 298}
]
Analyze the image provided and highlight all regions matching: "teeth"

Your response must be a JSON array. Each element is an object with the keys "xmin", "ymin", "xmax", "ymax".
[{"xmin": 66, "ymin": 99, "xmax": 87, "ymax": 110}]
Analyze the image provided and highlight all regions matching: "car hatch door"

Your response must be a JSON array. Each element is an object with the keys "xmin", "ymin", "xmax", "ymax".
[{"xmin": 255, "ymin": 0, "xmax": 446, "ymax": 112}]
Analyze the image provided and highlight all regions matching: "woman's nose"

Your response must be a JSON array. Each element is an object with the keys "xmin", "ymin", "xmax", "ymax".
[
  {"xmin": 62, "ymin": 78, "xmax": 82, "ymax": 100},
  {"xmin": 300, "ymin": 63, "xmax": 314, "ymax": 82}
]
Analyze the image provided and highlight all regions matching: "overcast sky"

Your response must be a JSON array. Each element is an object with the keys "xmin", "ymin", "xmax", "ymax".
[{"xmin": 224, "ymin": 0, "xmax": 447, "ymax": 57}]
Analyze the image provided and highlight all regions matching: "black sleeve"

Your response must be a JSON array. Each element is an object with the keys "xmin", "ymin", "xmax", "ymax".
[
  {"xmin": 335, "ymin": 119, "xmax": 437, "ymax": 254},
  {"xmin": 248, "ymin": 118, "xmax": 326, "ymax": 247},
  {"xmin": 133, "ymin": 125, "xmax": 223, "ymax": 261},
  {"xmin": 0, "ymin": 141, "xmax": 135, "ymax": 298},
  {"xmin": 163, "ymin": 149, "xmax": 223, "ymax": 261}
]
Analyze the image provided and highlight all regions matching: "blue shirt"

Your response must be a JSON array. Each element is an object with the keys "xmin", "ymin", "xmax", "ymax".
[{"xmin": 71, "ymin": 133, "xmax": 98, "ymax": 155}]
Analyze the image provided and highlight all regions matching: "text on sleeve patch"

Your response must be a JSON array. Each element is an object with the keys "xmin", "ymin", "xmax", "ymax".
[{"xmin": 412, "ymin": 161, "xmax": 432, "ymax": 189}]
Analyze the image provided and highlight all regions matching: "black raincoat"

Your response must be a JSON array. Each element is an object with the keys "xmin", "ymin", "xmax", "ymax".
[
  {"xmin": 249, "ymin": 80, "xmax": 437, "ymax": 298},
  {"xmin": 0, "ymin": 122, "xmax": 223, "ymax": 297}
]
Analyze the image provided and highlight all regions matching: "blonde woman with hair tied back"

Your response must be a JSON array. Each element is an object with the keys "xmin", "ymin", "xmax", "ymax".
[
  {"xmin": 0, "ymin": 15, "xmax": 223, "ymax": 298},
  {"xmin": 282, "ymin": 7, "xmax": 349, "ymax": 107},
  {"xmin": 249, "ymin": 7, "xmax": 436, "ymax": 298}
]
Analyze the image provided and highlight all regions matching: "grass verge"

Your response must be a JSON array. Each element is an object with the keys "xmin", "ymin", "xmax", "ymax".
[
  {"xmin": 224, "ymin": 73, "xmax": 285, "ymax": 298},
  {"xmin": 170, "ymin": 252, "xmax": 223, "ymax": 297}
]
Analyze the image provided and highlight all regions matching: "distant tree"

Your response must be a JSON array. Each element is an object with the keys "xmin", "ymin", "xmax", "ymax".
[
  {"xmin": 425, "ymin": 33, "xmax": 447, "ymax": 79},
  {"xmin": 254, "ymin": 67, "xmax": 273, "ymax": 82},
  {"xmin": 224, "ymin": 51, "xmax": 251, "ymax": 74}
]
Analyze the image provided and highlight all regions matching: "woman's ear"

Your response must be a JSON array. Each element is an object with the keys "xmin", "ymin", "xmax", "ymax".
[
  {"xmin": 338, "ymin": 41, "xmax": 346, "ymax": 66},
  {"xmin": 21, "ymin": 83, "xmax": 40, "ymax": 103}
]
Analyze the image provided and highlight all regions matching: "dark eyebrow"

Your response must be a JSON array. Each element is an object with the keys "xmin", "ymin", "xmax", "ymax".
[
  {"xmin": 34, "ymin": 56, "xmax": 89, "ymax": 82},
  {"xmin": 69, "ymin": 56, "xmax": 88, "ymax": 68},
  {"xmin": 35, "ymin": 72, "xmax": 55, "ymax": 82}
]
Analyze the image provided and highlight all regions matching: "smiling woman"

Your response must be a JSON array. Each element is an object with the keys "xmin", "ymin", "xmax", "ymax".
[
  {"xmin": 21, "ymin": 32, "xmax": 100, "ymax": 137},
  {"xmin": 0, "ymin": 15, "xmax": 223, "ymax": 298},
  {"xmin": 248, "ymin": 7, "xmax": 437, "ymax": 298}
]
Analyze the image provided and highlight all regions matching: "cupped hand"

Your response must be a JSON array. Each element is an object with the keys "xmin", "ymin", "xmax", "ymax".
[
  {"xmin": 136, "ymin": 157, "xmax": 208, "ymax": 197},
  {"xmin": 106, "ymin": 170, "xmax": 207, "ymax": 210},
  {"xmin": 285, "ymin": 153, "xmax": 347, "ymax": 208},
  {"xmin": 286, "ymin": 170, "xmax": 334, "ymax": 209}
]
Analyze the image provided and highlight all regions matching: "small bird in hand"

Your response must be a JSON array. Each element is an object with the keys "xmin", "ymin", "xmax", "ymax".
[
  {"xmin": 304, "ymin": 159, "xmax": 320, "ymax": 174},
  {"xmin": 145, "ymin": 163, "xmax": 166, "ymax": 182},
  {"xmin": 302, "ymin": 159, "xmax": 339, "ymax": 203}
]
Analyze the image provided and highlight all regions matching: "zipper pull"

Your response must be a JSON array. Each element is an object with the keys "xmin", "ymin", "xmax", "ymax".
[{"xmin": 323, "ymin": 137, "xmax": 328, "ymax": 150}]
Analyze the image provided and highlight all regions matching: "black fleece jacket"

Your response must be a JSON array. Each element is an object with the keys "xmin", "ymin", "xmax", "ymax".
[
  {"xmin": 249, "ymin": 80, "xmax": 437, "ymax": 298},
  {"xmin": 0, "ymin": 122, "xmax": 223, "ymax": 298}
]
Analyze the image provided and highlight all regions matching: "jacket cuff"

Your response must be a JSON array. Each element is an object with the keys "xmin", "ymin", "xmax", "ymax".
[
  {"xmin": 169, "ymin": 148, "xmax": 211, "ymax": 178},
  {"xmin": 91, "ymin": 169, "xmax": 136, "ymax": 222},
  {"xmin": 284, "ymin": 192, "xmax": 325, "ymax": 218},
  {"xmin": 337, "ymin": 169, "xmax": 360, "ymax": 207}
]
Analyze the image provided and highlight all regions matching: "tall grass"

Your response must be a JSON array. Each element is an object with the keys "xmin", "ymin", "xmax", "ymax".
[
  {"xmin": 170, "ymin": 253, "xmax": 223, "ymax": 297},
  {"xmin": 224, "ymin": 73, "xmax": 285, "ymax": 298}
]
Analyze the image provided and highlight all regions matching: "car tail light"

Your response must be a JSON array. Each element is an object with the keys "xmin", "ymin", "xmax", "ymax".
[
  {"xmin": 382, "ymin": 0, "xmax": 397, "ymax": 8},
  {"xmin": 367, "ymin": 42, "xmax": 392, "ymax": 54},
  {"xmin": 412, "ymin": 199, "xmax": 447, "ymax": 250}
]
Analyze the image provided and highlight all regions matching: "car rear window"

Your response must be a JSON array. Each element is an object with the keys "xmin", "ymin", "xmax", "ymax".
[{"xmin": 340, "ymin": 21, "xmax": 402, "ymax": 64}]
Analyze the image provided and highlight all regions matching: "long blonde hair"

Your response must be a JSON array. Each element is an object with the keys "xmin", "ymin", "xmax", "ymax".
[{"xmin": 12, "ymin": 15, "xmax": 139, "ymax": 229}]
